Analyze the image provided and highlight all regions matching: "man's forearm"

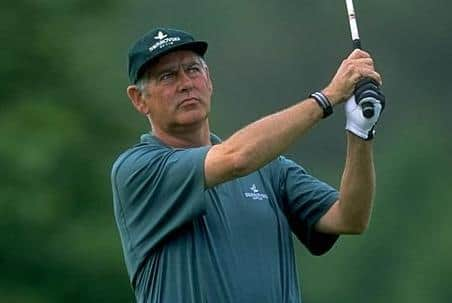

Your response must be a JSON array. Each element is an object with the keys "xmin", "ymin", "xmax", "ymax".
[
  {"xmin": 205, "ymin": 98, "xmax": 323, "ymax": 187},
  {"xmin": 228, "ymin": 99, "xmax": 323, "ymax": 173},
  {"xmin": 338, "ymin": 132, "xmax": 375, "ymax": 232}
]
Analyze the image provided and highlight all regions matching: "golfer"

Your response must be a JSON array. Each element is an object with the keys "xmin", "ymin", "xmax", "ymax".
[{"xmin": 111, "ymin": 27, "xmax": 384, "ymax": 303}]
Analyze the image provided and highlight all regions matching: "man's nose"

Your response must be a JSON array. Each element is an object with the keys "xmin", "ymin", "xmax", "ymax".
[{"xmin": 177, "ymin": 69, "xmax": 194, "ymax": 91}]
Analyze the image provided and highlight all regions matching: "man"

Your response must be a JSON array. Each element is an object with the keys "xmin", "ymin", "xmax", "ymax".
[{"xmin": 111, "ymin": 27, "xmax": 385, "ymax": 303}]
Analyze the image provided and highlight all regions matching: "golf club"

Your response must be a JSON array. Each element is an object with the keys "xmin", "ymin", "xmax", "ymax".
[{"xmin": 345, "ymin": 0, "xmax": 379, "ymax": 118}]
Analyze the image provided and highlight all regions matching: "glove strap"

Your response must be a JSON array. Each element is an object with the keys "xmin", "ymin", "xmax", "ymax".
[{"xmin": 309, "ymin": 91, "xmax": 333, "ymax": 118}]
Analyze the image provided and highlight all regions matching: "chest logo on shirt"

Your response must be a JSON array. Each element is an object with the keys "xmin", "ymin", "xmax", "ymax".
[{"xmin": 244, "ymin": 184, "xmax": 269, "ymax": 201}]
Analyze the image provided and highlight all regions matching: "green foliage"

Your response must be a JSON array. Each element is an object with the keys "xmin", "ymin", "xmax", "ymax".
[{"xmin": 2, "ymin": 0, "xmax": 451, "ymax": 302}]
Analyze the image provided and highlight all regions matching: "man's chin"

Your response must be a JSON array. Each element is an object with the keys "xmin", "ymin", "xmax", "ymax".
[{"xmin": 176, "ymin": 111, "xmax": 208, "ymax": 127}]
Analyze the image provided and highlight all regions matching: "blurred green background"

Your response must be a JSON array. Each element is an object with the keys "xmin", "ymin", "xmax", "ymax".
[{"xmin": 2, "ymin": 0, "xmax": 451, "ymax": 302}]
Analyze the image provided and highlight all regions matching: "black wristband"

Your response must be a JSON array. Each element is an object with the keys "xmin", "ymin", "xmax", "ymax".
[{"xmin": 309, "ymin": 91, "xmax": 333, "ymax": 118}]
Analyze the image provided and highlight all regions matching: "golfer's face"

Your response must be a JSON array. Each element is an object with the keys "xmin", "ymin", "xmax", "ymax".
[{"xmin": 143, "ymin": 50, "xmax": 213, "ymax": 132}]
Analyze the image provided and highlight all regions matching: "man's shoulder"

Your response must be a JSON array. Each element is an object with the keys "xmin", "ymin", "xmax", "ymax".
[
  {"xmin": 110, "ymin": 133, "xmax": 210, "ymax": 185},
  {"xmin": 111, "ymin": 135, "xmax": 168, "ymax": 181},
  {"xmin": 255, "ymin": 156, "xmax": 311, "ymax": 189},
  {"xmin": 262, "ymin": 156, "xmax": 307, "ymax": 174}
]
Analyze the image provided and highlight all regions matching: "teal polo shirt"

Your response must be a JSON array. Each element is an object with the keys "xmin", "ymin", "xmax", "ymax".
[{"xmin": 111, "ymin": 133, "xmax": 339, "ymax": 303}]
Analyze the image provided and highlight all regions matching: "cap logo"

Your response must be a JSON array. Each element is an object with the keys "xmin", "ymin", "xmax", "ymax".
[
  {"xmin": 149, "ymin": 31, "xmax": 181, "ymax": 53},
  {"xmin": 154, "ymin": 31, "xmax": 168, "ymax": 40}
]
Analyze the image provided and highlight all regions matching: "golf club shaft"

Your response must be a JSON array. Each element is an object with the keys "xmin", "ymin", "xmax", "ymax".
[
  {"xmin": 345, "ymin": 0, "xmax": 375, "ymax": 118},
  {"xmin": 345, "ymin": 0, "xmax": 361, "ymax": 49}
]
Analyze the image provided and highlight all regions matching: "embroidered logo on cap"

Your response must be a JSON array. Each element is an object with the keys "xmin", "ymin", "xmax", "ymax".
[
  {"xmin": 154, "ymin": 31, "xmax": 168, "ymax": 40},
  {"xmin": 149, "ymin": 31, "xmax": 181, "ymax": 53}
]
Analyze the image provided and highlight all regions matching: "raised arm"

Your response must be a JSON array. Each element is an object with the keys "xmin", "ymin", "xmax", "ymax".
[
  {"xmin": 315, "ymin": 51, "xmax": 385, "ymax": 235},
  {"xmin": 315, "ymin": 133, "xmax": 375, "ymax": 234},
  {"xmin": 204, "ymin": 49, "xmax": 381, "ymax": 188},
  {"xmin": 205, "ymin": 97, "xmax": 323, "ymax": 187}
]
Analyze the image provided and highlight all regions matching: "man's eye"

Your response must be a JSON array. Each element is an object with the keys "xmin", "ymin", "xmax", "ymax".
[
  {"xmin": 160, "ymin": 73, "xmax": 174, "ymax": 81},
  {"xmin": 187, "ymin": 66, "xmax": 201, "ymax": 73}
]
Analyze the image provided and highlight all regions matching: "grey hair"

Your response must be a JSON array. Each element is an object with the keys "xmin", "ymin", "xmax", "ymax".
[
  {"xmin": 134, "ymin": 56, "xmax": 208, "ymax": 94},
  {"xmin": 135, "ymin": 77, "xmax": 149, "ymax": 94}
]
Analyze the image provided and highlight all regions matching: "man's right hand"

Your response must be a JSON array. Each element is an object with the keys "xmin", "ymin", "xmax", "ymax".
[{"xmin": 322, "ymin": 49, "xmax": 382, "ymax": 106}]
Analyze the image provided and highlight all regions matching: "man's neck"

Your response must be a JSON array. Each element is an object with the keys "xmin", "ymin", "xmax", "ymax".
[{"xmin": 152, "ymin": 121, "xmax": 211, "ymax": 148}]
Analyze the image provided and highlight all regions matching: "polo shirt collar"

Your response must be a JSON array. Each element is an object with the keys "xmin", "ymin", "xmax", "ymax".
[{"xmin": 140, "ymin": 132, "xmax": 222, "ymax": 146}]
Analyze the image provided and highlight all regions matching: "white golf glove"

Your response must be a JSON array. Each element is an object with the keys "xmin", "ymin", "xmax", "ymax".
[{"xmin": 345, "ymin": 95, "xmax": 383, "ymax": 140}]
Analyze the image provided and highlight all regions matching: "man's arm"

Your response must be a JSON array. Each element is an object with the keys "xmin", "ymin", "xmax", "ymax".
[
  {"xmin": 205, "ymin": 97, "xmax": 323, "ymax": 187},
  {"xmin": 205, "ymin": 49, "xmax": 381, "ymax": 188},
  {"xmin": 315, "ymin": 133, "xmax": 375, "ymax": 234}
]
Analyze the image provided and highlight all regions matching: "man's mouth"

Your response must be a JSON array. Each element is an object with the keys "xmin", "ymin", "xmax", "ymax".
[{"xmin": 179, "ymin": 97, "xmax": 200, "ymax": 106}]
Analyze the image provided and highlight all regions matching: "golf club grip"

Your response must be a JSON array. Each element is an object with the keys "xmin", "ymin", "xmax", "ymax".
[
  {"xmin": 352, "ymin": 39, "xmax": 362, "ymax": 50},
  {"xmin": 352, "ymin": 39, "xmax": 375, "ymax": 118},
  {"xmin": 355, "ymin": 78, "xmax": 380, "ymax": 118}
]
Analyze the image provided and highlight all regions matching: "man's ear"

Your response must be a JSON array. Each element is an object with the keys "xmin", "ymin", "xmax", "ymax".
[{"xmin": 127, "ymin": 85, "xmax": 149, "ymax": 115}]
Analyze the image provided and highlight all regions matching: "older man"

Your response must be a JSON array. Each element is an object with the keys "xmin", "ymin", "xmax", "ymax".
[{"xmin": 111, "ymin": 27, "xmax": 384, "ymax": 303}]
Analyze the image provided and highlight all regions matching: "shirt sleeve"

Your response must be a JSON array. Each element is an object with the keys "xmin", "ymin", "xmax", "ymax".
[
  {"xmin": 111, "ymin": 144, "xmax": 210, "ymax": 278},
  {"xmin": 274, "ymin": 156, "xmax": 340, "ymax": 255}
]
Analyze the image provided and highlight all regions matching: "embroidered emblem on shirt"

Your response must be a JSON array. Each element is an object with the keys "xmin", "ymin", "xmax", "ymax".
[{"xmin": 244, "ymin": 184, "xmax": 269, "ymax": 200}]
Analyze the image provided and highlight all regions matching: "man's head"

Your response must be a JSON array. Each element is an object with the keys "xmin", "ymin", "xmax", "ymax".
[
  {"xmin": 126, "ymin": 28, "xmax": 213, "ymax": 134},
  {"xmin": 128, "ymin": 27, "xmax": 208, "ymax": 85}
]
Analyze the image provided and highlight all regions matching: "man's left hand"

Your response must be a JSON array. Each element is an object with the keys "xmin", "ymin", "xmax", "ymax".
[{"xmin": 345, "ymin": 85, "xmax": 385, "ymax": 140}]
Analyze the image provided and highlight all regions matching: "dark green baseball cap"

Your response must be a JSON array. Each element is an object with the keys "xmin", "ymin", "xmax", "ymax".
[{"xmin": 128, "ymin": 27, "xmax": 208, "ymax": 84}]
